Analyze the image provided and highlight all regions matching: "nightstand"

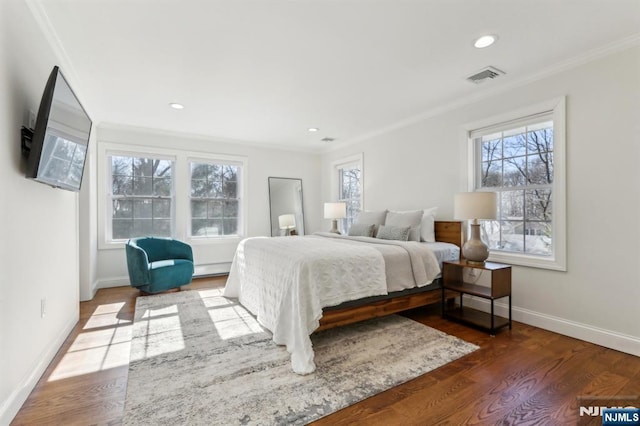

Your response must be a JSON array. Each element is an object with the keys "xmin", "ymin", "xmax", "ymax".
[{"xmin": 441, "ymin": 259, "xmax": 512, "ymax": 335}]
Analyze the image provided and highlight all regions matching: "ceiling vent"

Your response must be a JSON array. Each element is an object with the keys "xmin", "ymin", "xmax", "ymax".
[{"xmin": 466, "ymin": 66, "xmax": 505, "ymax": 84}]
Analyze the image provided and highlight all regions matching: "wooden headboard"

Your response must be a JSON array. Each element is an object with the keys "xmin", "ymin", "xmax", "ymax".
[{"xmin": 434, "ymin": 221, "xmax": 464, "ymax": 248}]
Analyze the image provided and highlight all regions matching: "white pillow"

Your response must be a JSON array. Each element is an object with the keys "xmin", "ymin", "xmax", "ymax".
[
  {"xmin": 420, "ymin": 207, "xmax": 438, "ymax": 242},
  {"xmin": 348, "ymin": 223, "xmax": 375, "ymax": 237},
  {"xmin": 385, "ymin": 210, "xmax": 423, "ymax": 242},
  {"xmin": 354, "ymin": 210, "xmax": 388, "ymax": 235}
]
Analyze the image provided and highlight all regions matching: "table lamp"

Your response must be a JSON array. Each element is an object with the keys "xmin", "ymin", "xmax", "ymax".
[
  {"xmin": 278, "ymin": 214, "xmax": 296, "ymax": 236},
  {"xmin": 454, "ymin": 192, "xmax": 497, "ymax": 264},
  {"xmin": 324, "ymin": 202, "xmax": 346, "ymax": 234}
]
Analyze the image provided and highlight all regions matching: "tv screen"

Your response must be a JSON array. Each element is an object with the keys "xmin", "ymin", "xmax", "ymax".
[{"xmin": 26, "ymin": 66, "xmax": 92, "ymax": 192}]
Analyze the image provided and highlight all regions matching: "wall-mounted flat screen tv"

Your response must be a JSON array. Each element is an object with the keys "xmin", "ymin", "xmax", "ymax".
[{"xmin": 25, "ymin": 66, "xmax": 92, "ymax": 192}]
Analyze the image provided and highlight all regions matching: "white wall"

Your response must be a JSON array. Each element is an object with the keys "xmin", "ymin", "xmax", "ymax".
[
  {"xmin": 2, "ymin": 4, "xmax": 637, "ymax": 422},
  {"xmin": 79, "ymin": 131, "xmax": 98, "ymax": 301},
  {"xmin": 0, "ymin": 0, "xmax": 81, "ymax": 423},
  {"xmin": 90, "ymin": 125, "xmax": 322, "ymax": 292},
  {"xmin": 322, "ymin": 46, "xmax": 640, "ymax": 355}
]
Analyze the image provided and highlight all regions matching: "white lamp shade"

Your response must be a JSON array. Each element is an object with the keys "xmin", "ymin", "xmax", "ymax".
[
  {"xmin": 278, "ymin": 214, "xmax": 296, "ymax": 229},
  {"xmin": 454, "ymin": 192, "xmax": 497, "ymax": 220},
  {"xmin": 324, "ymin": 202, "xmax": 346, "ymax": 219}
]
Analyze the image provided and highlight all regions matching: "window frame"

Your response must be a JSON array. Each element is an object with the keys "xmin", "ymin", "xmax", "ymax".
[
  {"xmin": 463, "ymin": 97, "xmax": 566, "ymax": 271},
  {"xmin": 332, "ymin": 153, "xmax": 364, "ymax": 233},
  {"xmin": 188, "ymin": 157, "xmax": 244, "ymax": 240},
  {"xmin": 105, "ymin": 151, "xmax": 176, "ymax": 244},
  {"xmin": 98, "ymin": 142, "xmax": 248, "ymax": 249}
]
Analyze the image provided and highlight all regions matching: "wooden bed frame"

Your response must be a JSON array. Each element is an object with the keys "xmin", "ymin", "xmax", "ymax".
[{"xmin": 316, "ymin": 221, "xmax": 463, "ymax": 332}]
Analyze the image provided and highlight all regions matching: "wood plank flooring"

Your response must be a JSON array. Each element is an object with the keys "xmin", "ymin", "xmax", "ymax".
[{"xmin": 11, "ymin": 276, "xmax": 640, "ymax": 425}]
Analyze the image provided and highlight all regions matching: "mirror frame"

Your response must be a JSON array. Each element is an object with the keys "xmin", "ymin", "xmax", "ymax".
[{"xmin": 268, "ymin": 177, "xmax": 305, "ymax": 237}]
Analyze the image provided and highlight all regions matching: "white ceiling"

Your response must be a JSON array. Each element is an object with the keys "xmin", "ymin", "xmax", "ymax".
[{"xmin": 31, "ymin": 0, "xmax": 640, "ymax": 151}]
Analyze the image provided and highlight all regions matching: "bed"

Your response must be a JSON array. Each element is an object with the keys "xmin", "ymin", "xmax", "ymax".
[{"xmin": 223, "ymin": 220, "xmax": 463, "ymax": 374}]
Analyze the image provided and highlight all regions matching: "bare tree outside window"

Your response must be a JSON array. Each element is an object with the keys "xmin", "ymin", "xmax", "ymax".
[
  {"xmin": 478, "ymin": 121, "xmax": 554, "ymax": 256},
  {"xmin": 338, "ymin": 165, "xmax": 361, "ymax": 232},
  {"xmin": 110, "ymin": 156, "xmax": 173, "ymax": 239},
  {"xmin": 190, "ymin": 162, "xmax": 241, "ymax": 237}
]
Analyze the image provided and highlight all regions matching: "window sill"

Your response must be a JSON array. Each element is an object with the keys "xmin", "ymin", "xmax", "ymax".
[
  {"xmin": 99, "ymin": 240, "xmax": 127, "ymax": 250},
  {"xmin": 99, "ymin": 235, "xmax": 244, "ymax": 250},
  {"xmin": 488, "ymin": 251, "xmax": 566, "ymax": 271}
]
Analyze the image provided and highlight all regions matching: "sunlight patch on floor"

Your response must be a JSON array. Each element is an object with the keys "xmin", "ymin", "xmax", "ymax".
[
  {"xmin": 83, "ymin": 309, "xmax": 132, "ymax": 330},
  {"xmin": 197, "ymin": 287, "xmax": 225, "ymax": 299},
  {"xmin": 48, "ymin": 304, "xmax": 132, "ymax": 382},
  {"xmin": 69, "ymin": 325, "xmax": 131, "ymax": 351},
  {"xmin": 140, "ymin": 304, "xmax": 179, "ymax": 318},
  {"xmin": 92, "ymin": 302, "xmax": 126, "ymax": 315},
  {"xmin": 48, "ymin": 340, "xmax": 131, "ymax": 381},
  {"xmin": 202, "ymin": 291, "xmax": 265, "ymax": 340},
  {"xmin": 130, "ymin": 307, "xmax": 185, "ymax": 361}
]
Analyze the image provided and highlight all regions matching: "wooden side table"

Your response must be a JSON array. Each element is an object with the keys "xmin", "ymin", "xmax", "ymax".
[{"xmin": 441, "ymin": 259, "xmax": 512, "ymax": 335}]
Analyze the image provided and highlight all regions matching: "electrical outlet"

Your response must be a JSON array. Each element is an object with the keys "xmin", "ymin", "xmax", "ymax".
[
  {"xmin": 41, "ymin": 298, "xmax": 47, "ymax": 318},
  {"xmin": 468, "ymin": 269, "xmax": 478, "ymax": 278}
]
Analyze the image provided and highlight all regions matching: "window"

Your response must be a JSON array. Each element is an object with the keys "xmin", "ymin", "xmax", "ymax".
[
  {"xmin": 335, "ymin": 155, "xmax": 363, "ymax": 232},
  {"xmin": 190, "ymin": 160, "xmax": 242, "ymax": 238},
  {"xmin": 108, "ymin": 154, "xmax": 174, "ymax": 240},
  {"xmin": 467, "ymin": 97, "xmax": 566, "ymax": 270},
  {"xmin": 99, "ymin": 144, "xmax": 247, "ymax": 248},
  {"xmin": 476, "ymin": 118, "xmax": 553, "ymax": 255}
]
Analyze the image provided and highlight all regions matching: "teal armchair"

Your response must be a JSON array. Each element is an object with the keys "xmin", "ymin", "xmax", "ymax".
[{"xmin": 125, "ymin": 237, "xmax": 194, "ymax": 294}]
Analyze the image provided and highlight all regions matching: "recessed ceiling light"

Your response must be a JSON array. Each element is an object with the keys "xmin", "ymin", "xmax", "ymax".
[
  {"xmin": 308, "ymin": 127, "xmax": 319, "ymax": 132},
  {"xmin": 169, "ymin": 102, "xmax": 184, "ymax": 110},
  {"xmin": 474, "ymin": 35, "xmax": 498, "ymax": 49}
]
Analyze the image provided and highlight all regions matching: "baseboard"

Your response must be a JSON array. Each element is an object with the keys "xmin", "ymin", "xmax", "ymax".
[
  {"xmin": 96, "ymin": 276, "xmax": 130, "ymax": 289},
  {"xmin": 0, "ymin": 311, "xmax": 78, "ymax": 426},
  {"xmin": 95, "ymin": 263, "xmax": 232, "ymax": 291},
  {"xmin": 194, "ymin": 262, "xmax": 231, "ymax": 277},
  {"xmin": 79, "ymin": 279, "xmax": 100, "ymax": 302},
  {"xmin": 91, "ymin": 279, "xmax": 99, "ymax": 299},
  {"xmin": 463, "ymin": 297, "xmax": 640, "ymax": 357}
]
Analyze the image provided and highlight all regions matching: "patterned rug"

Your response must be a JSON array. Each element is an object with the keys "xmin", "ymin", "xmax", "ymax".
[{"xmin": 123, "ymin": 288, "xmax": 478, "ymax": 425}]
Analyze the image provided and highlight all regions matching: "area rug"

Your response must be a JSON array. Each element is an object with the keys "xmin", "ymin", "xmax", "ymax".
[{"xmin": 123, "ymin": 288, "xmax": 478, "ymax": 425}]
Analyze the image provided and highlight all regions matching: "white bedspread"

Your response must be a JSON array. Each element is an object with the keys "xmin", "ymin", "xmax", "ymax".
[{"xmin": 223, "ymin": 234, "xmax": 440, "ymax": 374}]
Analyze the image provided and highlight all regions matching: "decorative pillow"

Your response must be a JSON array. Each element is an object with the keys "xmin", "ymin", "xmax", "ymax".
[
  {"xmin": 385, "ymin": 210, "xmax": 423, "ymax": 242},
  {"xmin": 376, "ymin": 224, "xmax": 411, "ymax": 241},
  {"xmin": 348, "ymin": 223, "xmax": 375, "ymax": 237},
  {"xmin": 420, "ymin": 207, "xmax": 438, "ymax": 243},
  {"xmin": 354, "ymin": 210, "xmax": 388, "ymax": 235}
]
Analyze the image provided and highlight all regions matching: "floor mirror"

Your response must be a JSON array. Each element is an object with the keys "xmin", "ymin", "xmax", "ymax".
[{"xmin": 268, "ymin": 177, "xmax": 305, "ymax": 236}]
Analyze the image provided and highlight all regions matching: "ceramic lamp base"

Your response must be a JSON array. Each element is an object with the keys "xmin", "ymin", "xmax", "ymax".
[
  {"xmin": 329, "ymin": 219, "xmax": 341, "ymax": 234},
  {"xmin": 462, "ymin": 223, "xmax": 489, "ymax": 264}
]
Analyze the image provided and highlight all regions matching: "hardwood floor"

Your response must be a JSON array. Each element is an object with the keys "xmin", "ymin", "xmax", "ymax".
[{"xmin": 12, "ymin": 276, "xmax": 640, "ymax": 425}]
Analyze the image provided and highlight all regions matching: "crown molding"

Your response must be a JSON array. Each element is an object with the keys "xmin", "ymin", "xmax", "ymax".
[
  {"xmin": 26, "ymin": 0, "xmax": 639, "ymax": 155},
  {"xmin": 97, "ymin": 122, "xmax": 324, "ymax": 155},
  {"xmin": 24, "ymin": 0, "xmax": 95, "ymax": 118},
  {"xmin": 325, "ymin": 33, "xmax": 640, "ymax": 152}
]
